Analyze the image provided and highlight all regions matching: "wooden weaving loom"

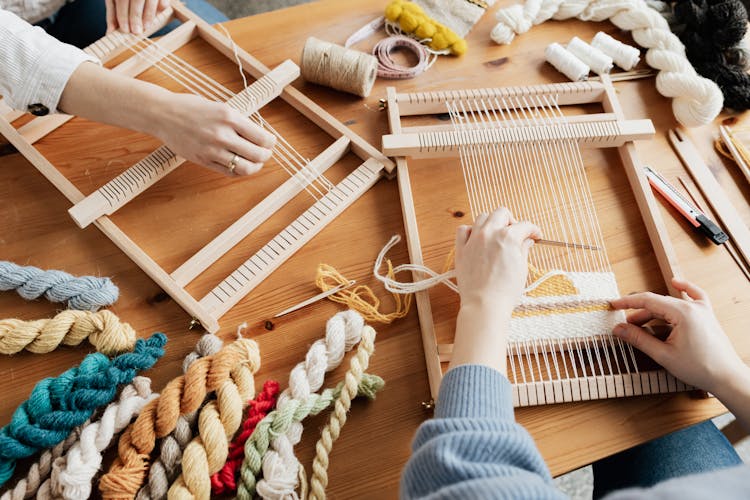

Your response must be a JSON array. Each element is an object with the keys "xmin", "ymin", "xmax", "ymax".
[
  {"xmin": 0, "ymin": 1, "xmax": 393, "ymax": 332},
  {"xmin": 382, "ymin": 76, "xmax": 693, "ymax": 407}
]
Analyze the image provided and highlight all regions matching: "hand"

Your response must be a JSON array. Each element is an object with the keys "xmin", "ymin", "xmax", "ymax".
[
  {"xmin": 455, "ymin": 207, "xmax": 542, "ymax": 312},
  {"xmin": 105, "ymin": 0, "xmax": 170, "ymax": 35},
  {"xmin": 611, "ymin": 277, "xmax": 747, "ymax": 395},
  {"xmin": 149, "ymin": 92, "xmax": 276, "ymax": 176},
  {"xmin": 449, "ymin": 207, "xmax": 541, "ymax": 374}
]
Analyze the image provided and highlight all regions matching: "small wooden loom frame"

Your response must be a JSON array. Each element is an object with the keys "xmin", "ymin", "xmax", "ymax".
[
  {"xmin": 383, "ymin": 76, "xmax": 690, "ymax": 406},
  {"xmin": 0, "ymin": 1, "xmax": 394, "ymax": 332}
]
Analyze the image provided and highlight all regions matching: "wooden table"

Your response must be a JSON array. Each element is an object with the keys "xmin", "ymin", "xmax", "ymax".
[{"xmin": 1, "ymin": 0, "xmax": 749, "ymax": 497}]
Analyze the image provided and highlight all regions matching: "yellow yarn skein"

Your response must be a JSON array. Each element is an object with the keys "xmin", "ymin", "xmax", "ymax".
[
  {"xmin": 384, "ymin": 0, "xmax": 467, "ymax": 56},
  {"xmin": 0, "ymin": 310, "xmax": 137, "ymax": 355}
]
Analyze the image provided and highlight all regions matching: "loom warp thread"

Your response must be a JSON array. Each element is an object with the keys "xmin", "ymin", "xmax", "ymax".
[
  {"xmin": 98, "ymin": 338, "xmax": 260, "ymax": 500},
  {"xmin": 489, "ymin": 0, "xmax": 724, "ymax": 127},
  {"xmin": 210, "ymin": 380, "xmax": 279, "ymax": 496},
  {"xmin": 0, "ymin": 261, "xmax": 118, "ymax": 311},
  {"xmin": 0, "ymin": 334, "xmax": 166, "ymax": 487},
  {"xmin": 0, "ymin": 310, "xmax": 137, "ymax": 355},
  {"xmin": 135, "ymin": 333, "xmax": 223, "ymax": 500}
]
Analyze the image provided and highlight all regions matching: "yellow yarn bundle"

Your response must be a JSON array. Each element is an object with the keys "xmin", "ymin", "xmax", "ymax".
[
  {"xmin": 167, "ymin": 340, "xmax": 260, "ymax": 500},
  {"xmin": 384, "ymin": 0, "xmax": 468, "ymax": 56},
  {"xmin": 0, "ymin": 309, "xmax": 137, "ymax": 355},
  {"xmin": 315, "ymin": 264, "xmax": 411, "ymax": 324}
]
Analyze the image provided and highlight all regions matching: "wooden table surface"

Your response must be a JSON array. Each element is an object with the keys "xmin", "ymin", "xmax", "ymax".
[{"xmin": 2, "ymin": 0, "xmax": 749, "ymax": 497}]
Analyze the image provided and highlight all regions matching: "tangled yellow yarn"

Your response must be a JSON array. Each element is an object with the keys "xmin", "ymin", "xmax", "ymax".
[
  {"xmin": 0, "ymin": 310, "xmax": 137, "ymax": 355},
  {"xmin": 384, "ymin": 0, "xmax": 468, "ymax": 56}
]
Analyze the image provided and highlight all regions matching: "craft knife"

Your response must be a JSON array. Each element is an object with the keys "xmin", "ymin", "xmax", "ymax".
[{"xmin": 645, "ymin": 166, "xmax": 728, "ymax": 245}]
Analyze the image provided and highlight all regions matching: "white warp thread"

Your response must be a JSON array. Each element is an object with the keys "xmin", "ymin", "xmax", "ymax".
[
  {"xmin": 38, "ymin": 377, "xmax": 158, "ymax": 500},
  {"xmin": 489, "ymin": 0, "xmax": 723, "ymax": 127},
  {"xmin": 254, "ymin": 310, "xmax": 366, "ymax": 499}
]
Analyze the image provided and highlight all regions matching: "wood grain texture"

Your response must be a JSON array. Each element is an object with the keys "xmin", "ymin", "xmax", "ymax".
[{"xmin": 1, "ymin": 1, "xmax": 749, "ymax": 498}]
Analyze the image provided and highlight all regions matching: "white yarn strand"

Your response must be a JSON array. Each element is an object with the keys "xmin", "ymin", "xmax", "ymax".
[
  {"xmin": 591, "ymin": 31, "xmax": 640, "ymax": 71},
  {"xmin": 489, "ymin": 0, "xmax": 724, "ymax": 126},
  {"xmin": 255, "ymin": 310, "xmax": 366, "ymax": 499},
  {"xmin": 546, "ymin": 42, "xmax": 590, "ymax": 81},
  {"xmin": 567, "ymin": 36, "xmax": 613, "ymax": 74},
  {"xmin": 39, "ymin": 377, "xmax": 158, "ymax": 500}
]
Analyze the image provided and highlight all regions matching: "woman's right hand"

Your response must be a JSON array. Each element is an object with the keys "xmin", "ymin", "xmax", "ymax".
[
  {"xmin": 611, "ymin": 278, "xmax": 749, "ymax": 395},
  {"xmin": 148, "ymin": 92, "xmax": 276, "ymax": 177}
]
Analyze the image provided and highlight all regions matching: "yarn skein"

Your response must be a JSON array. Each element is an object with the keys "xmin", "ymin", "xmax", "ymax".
[
  {"xmin": 300, "ymin": 37, "xmax": 378, "ymax": 97},
  {"xmin": 135, "ymin": 333, "xmax": 224, "ymax": 500},
  {"xmin": 98, "ymin": 338, "xmax": 260, "ymax": 500},
  {"xmin": 235, "ymin": 373, "xmax": 385, "ymax": 500},
  {"xmin": 489, "ymin": 0, "xmax": 724, "ymax": 127},
  {"xmin": 38, "ymin": 377, "xmax": 158, "ymax": 500},
  {"xmin": 672, "ymin": 0, "xmax": 750, "ymax": 110},
  {"xmin": 0, "ymin": 261, "xmax": 118, "ymax": 311},
  {"xmin": 0, "ymin": 310, "xmax": 137, "ymax": 356},
  {"xmin": 0, "ymin": 334, "xmax": 167, "ymax": 487},
  {"xmin": 210, "ymin": 380, "xmax": 279, "ymax": 496},
  {"xmin": 254, "ymin": 310, "xmax": 368, "ymax": 500},
  {"xmin": 567, "ymin": 36, "xmax": 613, "ymax": 74},
  {"xmin": 545, "ymin": 42, "xmax": 590, "ymax": 81},
  {"xmin": 308, "ymin": 325, "xmax": 377, "ymax": 500},
  {"xmin": 167, "ymin": 339, "xmax": 261, "ymax": 500},
  {"xmin": 0, "ymin": 424, "xmax": 86, "ymax": 500}
]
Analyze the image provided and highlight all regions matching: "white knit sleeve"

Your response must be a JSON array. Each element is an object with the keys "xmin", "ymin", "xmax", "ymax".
[{"xmin": 0, "ymin": 9, "xmax": 99, "ymax": 113}]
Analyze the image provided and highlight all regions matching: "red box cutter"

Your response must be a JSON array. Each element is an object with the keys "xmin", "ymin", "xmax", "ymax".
[{"xmin": 645, "ymin": 166, "xmax": 728, "ymax": 245}]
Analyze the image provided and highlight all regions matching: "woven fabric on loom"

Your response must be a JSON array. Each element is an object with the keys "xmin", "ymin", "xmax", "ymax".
[
  {"xmin": 414, "ymin": 0, "xmax": 496, "ymax": 37},
  {"xmin": 510, "ymin": 272, "xmax": 625, "ymax": 343}
]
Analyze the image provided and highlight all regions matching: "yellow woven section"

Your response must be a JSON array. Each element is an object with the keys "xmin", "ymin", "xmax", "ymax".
[
  {"xmin": 315, "ymin": 263, "xmax": 411, "ymax": 324},
  {"xmin": 525, "ymin": 265, "xmax": 578, "ymax": 297},
  {"xmin": 512, "ymin": 300, "xmax": 612, "ymax": 318}
]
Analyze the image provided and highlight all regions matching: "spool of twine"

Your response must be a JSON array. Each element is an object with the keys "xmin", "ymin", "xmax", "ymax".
[{"xmin": 300, "ymin": 37, "xmax": 378, "ymax": 97}]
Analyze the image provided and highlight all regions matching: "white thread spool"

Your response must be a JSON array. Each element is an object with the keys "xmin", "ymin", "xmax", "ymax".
[
  {"xmin": 567, "ymin": 36, "xmax": 613, "ymax": 75},
  {"xmin": 545, "ymin": 42, "xmax": 589, "ymax": 82},
  {"xmin": 300, "ymin": 37, "xmax": 378, "ymax": 97},
  {"xmin": 591, "ymin": 32, "xmax": 640, "ymax": 71}
]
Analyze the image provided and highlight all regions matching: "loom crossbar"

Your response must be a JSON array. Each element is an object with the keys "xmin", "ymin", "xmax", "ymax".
[
  {"xmin": 386, "ymin": 78, "xmax": 686, "ymax": 406},
  {"xmin": 0, "ymin": 2, "xmax": 390, "ymax": 332}
]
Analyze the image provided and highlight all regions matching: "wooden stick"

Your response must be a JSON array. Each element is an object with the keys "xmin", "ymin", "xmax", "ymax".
[
  {"xmin": 170, "ymin": 135, "xmax": 351, "ymax": 286},
  {"xmin": 718, "ymin": 125, "xmax": 750, "ymax": 185},
  {"xmin": 382, "ymin": 119, "xmax": 655, "ymax": 158},
  {"xmin": 600, "ymin": 75, "xmax": 682, "ymax": 297},
  {"xmin": 668, "ymin": 128, "xmax": 750, "ymax": 269}
]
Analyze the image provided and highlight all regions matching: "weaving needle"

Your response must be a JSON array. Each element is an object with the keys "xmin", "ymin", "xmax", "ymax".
[
  {"xmin": 535, "ymin": 238, "xmax": 602, "ymax": 252},
  {"xmin": 273, "ymin": 280, "xmax": 356, "ymax": 318}
]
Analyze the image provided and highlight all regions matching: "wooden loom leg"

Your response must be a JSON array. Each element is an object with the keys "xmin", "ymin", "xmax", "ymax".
[
  {"xmin": 0, "ymin": 116, "xmax": 219, "ymax": 332},
  {"xmin": 599, "ymin": 75, "xmax": 681, "ymax": 297},
  {"xmin": 168, "ymin": 0, "xmax": 396, "ymax": 174},
  {"xmin": 16, "ymin": 21, "xmax": 199, "ymax": 145},
  {"xmin": 170, "ymin": 135, "xmax": 351, "ymax": 286}
]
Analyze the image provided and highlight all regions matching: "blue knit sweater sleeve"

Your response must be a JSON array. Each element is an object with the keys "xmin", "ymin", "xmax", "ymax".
[{"xmin": 400, "ymin": 364, "xmax": 566, "ymax": 500}]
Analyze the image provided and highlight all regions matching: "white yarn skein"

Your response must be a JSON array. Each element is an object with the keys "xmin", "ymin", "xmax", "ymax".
[
  {"xmin": 489, "ymin": 0, "xmax": 723, "ymax": 127},
  {"xmin": 591, "ymin": 31, "xmax": 639, "ymax": 70},
  {"xmin": 43, "ymin": 377, "xmax": 158, "ymax": 500},
  {"xmin": 255, "ymin": 310, "xmax": 366, "ymax": 500},
  {"xmin": 567, "ymin": 36, "xmax": 613, "ymax": 74},
  {"xmin": 546, "ymin": 42, "xmax": 590, "ymax": 81}
]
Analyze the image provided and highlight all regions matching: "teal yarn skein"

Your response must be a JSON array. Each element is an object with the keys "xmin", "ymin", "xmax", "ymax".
[{"xmin": 0, "ymin": 333, "xmax": 167, "ymax": 486}]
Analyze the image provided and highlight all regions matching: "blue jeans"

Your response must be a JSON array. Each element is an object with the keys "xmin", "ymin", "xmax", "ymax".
[
  {"xmin": 593, "ymin": 420, "xmax": 743, "ymax": 498},
  {"xmin": 39, "ymin": 0, "xmax": 228, "ymax": 48}
]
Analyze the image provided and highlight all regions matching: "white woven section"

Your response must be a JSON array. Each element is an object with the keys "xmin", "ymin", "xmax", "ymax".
[{"xmin": 510, "ymin": 272, "xmax": 625, "ymax": 342}]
